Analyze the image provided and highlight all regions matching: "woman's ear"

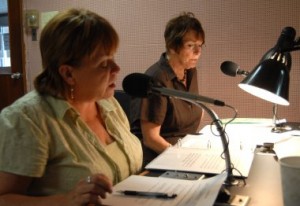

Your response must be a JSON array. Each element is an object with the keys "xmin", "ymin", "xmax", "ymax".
[
  {"xmin": 59, "ymin": 65, "xmax": 75, "ymax": 85},
  {"xmin": 169, "ymin": 48, "xmax": 177, "ymax": 55}
]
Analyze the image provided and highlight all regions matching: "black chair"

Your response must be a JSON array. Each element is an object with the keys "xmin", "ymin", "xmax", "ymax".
[
  {"xmin": 114, "ymin": 90, "xmax": 131, "ymax": 120},
  {"xmin": 115, "ymin": 90, "xmax": 157, "ymax": 167}
]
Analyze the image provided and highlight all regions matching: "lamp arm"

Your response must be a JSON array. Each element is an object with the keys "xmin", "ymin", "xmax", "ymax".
[
  {"xmin": 173, "ymin": 96, "xmax": 236, "ymax": 185},
  {"xmin": 281, "ymin": 40, "xmax": 300, "ymax": 52},
  {"xmin": 282, "ymin": 46, "xmax": 300, "ymax": 52}
]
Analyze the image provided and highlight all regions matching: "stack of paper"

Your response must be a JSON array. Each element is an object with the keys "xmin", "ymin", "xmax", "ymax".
[
  {"xmin": 146, "ymin": 119, "xmax": 298, "ymax": 178},
  {"xmin": 102, "ymin": 172, "xmax": 227, "ymax": 206},
  {"xmin": 145, "ymin": 146, "xmax": 254, "ymax": 177}
]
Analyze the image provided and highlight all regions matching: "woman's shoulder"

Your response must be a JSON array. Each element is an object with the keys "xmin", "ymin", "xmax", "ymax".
[
  {"xmin": 0, "ymin": 90, "xmax": 62, "ymax": 122},
  {"xmin": 145, "ymin": 53, "xmax": 170, "ymax": 77},
  {"xmin": 0, "ymin": 91, "xmax": 54, "ymax": 133},
  {"xmin": 1, "ymin": 91, "xmax": 43, "ymax": 114},
  {"xmin": 146, "ymin": 64, "xmax": 172, "ymax": 82}
]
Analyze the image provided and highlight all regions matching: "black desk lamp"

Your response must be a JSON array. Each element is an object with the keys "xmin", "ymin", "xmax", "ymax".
[
  {"xmin": 238, "ymin": 27, "xmax": 300, "ymax": 132},
  {"xmin": 238, "ymin": 58, "xmax": 290, "ymax": 106}
]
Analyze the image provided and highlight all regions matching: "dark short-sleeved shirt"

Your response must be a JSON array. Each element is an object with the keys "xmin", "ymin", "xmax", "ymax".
[{"xmin": 130, "ymin": 53, "xmax": 203, "ymax": 140}]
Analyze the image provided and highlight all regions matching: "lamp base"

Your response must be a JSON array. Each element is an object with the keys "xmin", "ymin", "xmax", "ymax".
[
  {"xmin": 271, "ymin": 122, "xmax": 300, "ymax": 133},
  {"xmin": 215, "ymin": 194, "xmax": 250, "ymax": 206},
  {"xmin": 224, "ymin": 175, "xmax": 240, "ymax": 186}
]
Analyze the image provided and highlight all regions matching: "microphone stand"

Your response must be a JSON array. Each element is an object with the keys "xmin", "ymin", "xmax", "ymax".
[{"xmin": 175, "ymin": 97, "xmax": 238, "ymax": 186}]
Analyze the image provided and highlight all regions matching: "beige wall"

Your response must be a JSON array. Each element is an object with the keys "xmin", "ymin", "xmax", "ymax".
[{"xmin": 22, "ymin": 0, "xmax": 300, "ymax": 128}]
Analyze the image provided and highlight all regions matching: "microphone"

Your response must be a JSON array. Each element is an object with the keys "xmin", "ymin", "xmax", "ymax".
[
  {"xmin": 122, "ymin": 73, "xmax": 225, "ymax": 106},
  {"xmin": 274, "ymin": 26, "xmax": 296, "ymax": 52},
  {"xmin": 220, "ymin": 61, "xmax": 249, "ymax": 77}
]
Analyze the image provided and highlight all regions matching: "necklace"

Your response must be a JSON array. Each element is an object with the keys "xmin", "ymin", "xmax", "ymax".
[
  {"xmin": 177, "ymin": 69, "xmax": 187, "ymax": 82},
  {"xmin": 166, "ymin": 54, "xmax": 187, "ymax": 83}
]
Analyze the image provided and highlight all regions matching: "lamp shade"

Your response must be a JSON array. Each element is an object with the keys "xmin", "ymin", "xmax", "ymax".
[
  {"xmin": 238, "ymin": 59, "xmax": 290, "ymax": 106},
  {"xmin": 259, "ymin": 47, "xmax": 292, "ymax": 72}
]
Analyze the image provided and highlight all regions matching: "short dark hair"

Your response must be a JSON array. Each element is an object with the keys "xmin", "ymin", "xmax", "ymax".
[
  {"xmin": 164, "ymin": 12, "xmax": 205, "ymax": 53},
  {"xmin": 34, "ymin": 8, "xmax": 119, "ymax": 98}
]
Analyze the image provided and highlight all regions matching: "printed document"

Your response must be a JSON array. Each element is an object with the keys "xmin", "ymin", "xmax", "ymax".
[
  {"xmin": 145, "ymin": 146, "xmax": 254, "ymax": 177},
  {"xmin": 102, "ymin": 172, "xmax": 227, "ymax": 206}
]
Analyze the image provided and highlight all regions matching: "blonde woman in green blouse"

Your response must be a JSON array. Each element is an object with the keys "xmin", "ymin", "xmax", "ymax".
[{"xmin": 0, "ymin": 8, "xmax": 142, "ymax": 206}]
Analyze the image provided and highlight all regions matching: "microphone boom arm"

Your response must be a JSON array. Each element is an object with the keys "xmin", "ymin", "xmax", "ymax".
[
  {"xmin": 196, "ymin": 101, "xmax": 235, "ymax": 185},
  {"xmin": 172, "ymin": 96, "xmax": 237, "ymax": 185},
  {"xmin": 151, "ymin": 87, "xmax": 225, "ymax": 106}
]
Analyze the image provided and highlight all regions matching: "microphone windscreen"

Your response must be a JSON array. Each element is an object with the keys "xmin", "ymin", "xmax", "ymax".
[
  {"xmin": 220, "ymin": 61, "xmax": 239, "ymax": 77},
  {"xmin": 122, "ymin": 73, "xmax": 151, "ymax": 98}
]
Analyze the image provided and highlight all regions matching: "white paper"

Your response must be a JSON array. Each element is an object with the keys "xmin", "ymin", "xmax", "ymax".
[
  {"xmin": 198, "ymin": 122, "xmax": 291, "ymax": 148},
  {"xmin": 146, "ymin": 121, "xmax": 265, "ymax": 177},
  {"xmin": 145, "ymin": 146, "xmax": 254, "ymax": 177},
  {"xmin": 158, "ymin": 119, "xmax": 299, "ymax": 177},
  {"xmin": 102, "ymin": 172, "xmax": 227, "ymax": 206}
]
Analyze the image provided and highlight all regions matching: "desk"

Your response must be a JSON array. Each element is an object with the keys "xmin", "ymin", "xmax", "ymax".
[
  {"xmin": 143, "ymin": 119, "xmax": 293, "ymax": 205},
  {"xmin": 228, "ymin": 153, "xmax": 283, "ymax": 206},
  {"xmin": 145, "ymin": 151, "xmax": 283, "ymax": 206}
]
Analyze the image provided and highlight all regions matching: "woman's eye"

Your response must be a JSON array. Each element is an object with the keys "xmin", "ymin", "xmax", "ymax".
[{"xmin": 100, "ymin": 61, "xmax": 109, "ymax": 68}]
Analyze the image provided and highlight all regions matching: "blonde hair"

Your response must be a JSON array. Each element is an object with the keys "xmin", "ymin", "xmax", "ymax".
[{"xmin": 34, "ymin": 8, "xmax": 119, "ymax": 98}]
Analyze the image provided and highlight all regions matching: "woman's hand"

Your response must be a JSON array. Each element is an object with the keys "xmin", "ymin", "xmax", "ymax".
[
  {"xmin": 65, "ymin": 173, "xmax": 113, "ymax": 206},
  {"xmin": 0, "ymin": 172, "xmax": 112, "ymax": 206}
]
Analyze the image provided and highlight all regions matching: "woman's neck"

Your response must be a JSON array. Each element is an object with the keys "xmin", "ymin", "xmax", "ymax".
[{"xmin": 167, "ymin": 54, "xmax": 187, "ymax": 81}]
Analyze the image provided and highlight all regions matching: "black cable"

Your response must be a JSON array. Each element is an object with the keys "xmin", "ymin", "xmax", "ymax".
[{"xmin": 208, "ymin": 105, "xmax": 247, "ymax": 185}]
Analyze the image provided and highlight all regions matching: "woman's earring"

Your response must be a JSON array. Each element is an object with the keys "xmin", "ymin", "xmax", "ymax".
[{"xmin": 70, "ymin": 87, "xmax": 74, "ymax": 100}]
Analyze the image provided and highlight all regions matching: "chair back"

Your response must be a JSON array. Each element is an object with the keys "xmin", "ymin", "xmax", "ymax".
[{"xmin": 114, "ymin": 90, "xmax": 131, "ymax": 119}]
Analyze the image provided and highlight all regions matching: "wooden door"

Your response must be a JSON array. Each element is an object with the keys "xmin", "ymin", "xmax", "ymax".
[{"xmin": 0, "ymin": 0, "xmax": 26, "ymax": 111}]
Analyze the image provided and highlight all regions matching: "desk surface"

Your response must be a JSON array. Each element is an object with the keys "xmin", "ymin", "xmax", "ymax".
[
  {"xmin": 144, "ymin": 152, "xmax": 283, "ymax": 206},
  {"xmin": 228, "ymin": 153, "xmax": 283, "ymax": 206},
  {"xmin": 229, "ymin": 154, "xmax": 283, "ymax": 206}
]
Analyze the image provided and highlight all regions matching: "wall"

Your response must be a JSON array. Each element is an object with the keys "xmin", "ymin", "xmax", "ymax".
[{"xmin": 23, "ymin": 0, "xmax": 300, "ymax": 128}]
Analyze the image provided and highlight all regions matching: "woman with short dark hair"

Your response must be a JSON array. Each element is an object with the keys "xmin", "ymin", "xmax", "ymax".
[{"xmin": 131, "ymin": 12, "xmax": 205, "ymax": 166}]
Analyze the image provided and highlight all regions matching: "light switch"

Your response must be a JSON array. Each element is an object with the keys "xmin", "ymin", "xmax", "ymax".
[
  {"xmin": 25, "ymin": 10, "xmax": 39, "ymax": 41},
  {"xmin": 26, "ymin": 10, "xmax": 39, "ymax": 29}
]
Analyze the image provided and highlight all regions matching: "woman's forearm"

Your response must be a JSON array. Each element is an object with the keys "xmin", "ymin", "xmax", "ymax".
[{"xmin": 0, "ymin": 194, "xmax": 67, "ymax": 206}]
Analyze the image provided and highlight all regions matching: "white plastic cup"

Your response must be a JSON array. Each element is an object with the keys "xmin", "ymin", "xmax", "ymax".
[{"xmin": 279, "ymin": 156, "xmax": 300, "ymax": 206}]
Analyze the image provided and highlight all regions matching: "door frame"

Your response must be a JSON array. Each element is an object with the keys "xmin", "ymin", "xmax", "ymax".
[
  {"xmin": 0, "ymin": 0, "xmax": 26, "ymax": 110},
  {"xmin": 8, "ymin": 0, "xmax": 26, "ymax": 88}
]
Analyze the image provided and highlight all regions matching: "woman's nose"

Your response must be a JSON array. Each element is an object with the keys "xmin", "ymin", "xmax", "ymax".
[
  {"xmin": 111, "ymin": 61, "xmax": 120, "ymax": 73},
  {"xmin": 193, "ymin": 46, "xmax": 202, "ymax": 54}
]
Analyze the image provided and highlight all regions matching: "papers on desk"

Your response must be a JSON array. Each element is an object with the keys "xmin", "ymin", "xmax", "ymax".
[
  {"xmin": 216, "ymin": 118, "xmax": 300, "ymax": 146},
  {"xmin": 146, "ymin": 119, "xmax": 298, "ymax": 178},
  {"xmin": 102, "ymin": 172, "xmax": 227, "ymax": 206},
  {"xmin": 145, "ymin": 145, "xmax": 254, "ymax": 177}
]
